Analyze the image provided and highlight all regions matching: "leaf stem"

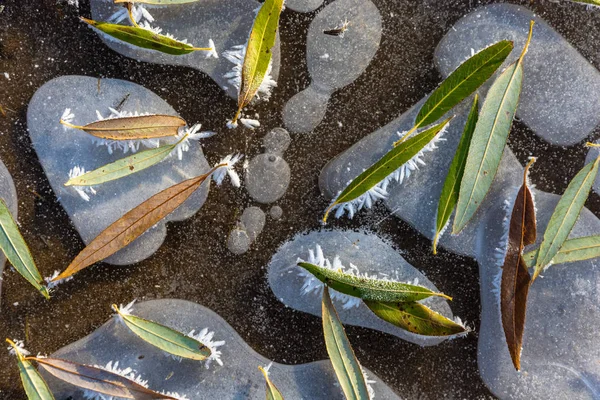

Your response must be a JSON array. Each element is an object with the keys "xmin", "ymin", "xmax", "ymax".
[
  {"xmin": 59, "ymin": 119, "xmax": 83, "ymax": 130},
  {"xmin": 517, "ymin": 21, "xmax": 535, "ymax": 65},
  {"xmin": 322, "ymin": 203, "xmax": 336, "ymax": 224},
  {"xmin": 393, "ymin": 124, "xmax": 418, "ymax": 147},
  {"xmin": 126, "ymin": 3, "xmax": 140, "ymax": 28},
  {"xmin": 231, "ymin": 108, "xmax": 242, "ymax": 126}
]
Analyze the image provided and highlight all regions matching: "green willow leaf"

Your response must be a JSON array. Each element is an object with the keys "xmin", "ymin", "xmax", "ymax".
[
  {"xmin": 533, "ymin": 155, "xmax": 600, "ymax": 280},
  {"xmin": 322, "ymin": 287, "xmax": 371, "ymax": 400},
  {"xmin": 230, "ymin": 0, "xmax": 284, "ymax": 125},
  {"xmin": 524, "ymin": 235, "xmax": 600, "ymax": 267},
  {"xmin": 567, "ymin": 0, "xmax": 600, "ymax": 6},
  {"xmin": 65, "ymin": 137, "xmax": 185, "ymax": 187},
  {"xmin": 323, "ymin": 117, "xmax": 452, "ymax": 223},
  {"xmin": 259, "ymin": 365, "xmax": 285, "ymax": 400},
  {"xmin": 0, "ymin": 199, "xmax": 49, "ymax": 299},
  {"xmin": 112, "ymin": 304, "xmax": 211, "ymax": 360},
  {"xmin": 6, "ymin": 340, "xmax": 55, "ymax": 400},
  {"xmin": 433, "ymin": 95, "xmax": 479, "ymax": 254},
  {"xmin": 115, "ymin": 0, "xmax": 200, "ymax": 3},
  {"xmin": 297, "ymin": 262, "xmax": 451, "ymax": 302},
  {"xmin": 453, "ymin": 22, "xmax": 534, "ymax": 234},
  {"xmin": 80, "ymin": 18, "xmax": 211, "ymax": 56},
  {"xmin": 364, "ymin": 301, "xmax": 466, "ymax": 336}
]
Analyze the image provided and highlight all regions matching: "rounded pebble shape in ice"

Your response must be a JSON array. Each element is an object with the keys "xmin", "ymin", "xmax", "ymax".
[
  {"xmin": 246, "ymin": 154, "xmax": 291, "ymax": 204},
  {"xmin": 240, "ymin": 206, "xmax": 266, "ymax": 242},
  {"xmin": 269, "ymin": 205, "xmax": 283, "ymax": 220},
  {"xmin": 89, "ymin": 0, "xmax": 280, "ymax": 100},
  {"xmin": 27, "ymin": 76, "xmax": 211, "ymax": 265},
  {"xmin": 0, "ymin": 158, "xmax": 18, "ymax": 301},
  {"xmin": 42, "ymin": 299, "xmax": 401, "ymax": 400},
  {"xmin": 285, "ymin": 0, "xmax": 323, "ymax": 13},
  {"xmin": 282, "ymin": 0, "xmax": 382, "ymax": 133},
  {"xmin": 268, "ymin": 229, "xmax": 458, "ymax": 347},
  {"xmin": 227, "ymin": 228, "xmax": 251, "ymax": 255},
  {"xmin": 263, "ymin": 127, "xmax": 291, "ymax": 156},
  {"xmin": 434, "ymin": 3, "xmax": 600, "ymax": 146}
]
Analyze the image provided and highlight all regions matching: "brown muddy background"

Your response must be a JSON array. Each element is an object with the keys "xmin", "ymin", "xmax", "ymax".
[{"xmin": 1, "ymin": 0, "xmax": 600, "ymax": 398}]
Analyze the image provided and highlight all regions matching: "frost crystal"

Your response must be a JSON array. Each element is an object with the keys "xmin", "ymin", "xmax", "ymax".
[
  {"xmin": 83, "ymin": 361, "xmax": 149, "ymax": 400},
  {"xmin": 44, "ymin": 270, "xmax": 73, "ymax": 290},
  {"xmin": 7, "ymin": 339, "xmax": 30, "ymax": 357},
  {"xmin": 223, "ymin": 44, "xmax": 277, "ymax": 101},
  {"xmin": 212, "ymin": 154, "xmax": 243, "ymax": 187},
  {"xmin": 113, "ymin": 299, "xmax": 136, "ymax": 323},
  {"xmin": 68, "ymin": 166, "xmax": 97, "ymax": 201},
  {"xmin": 108, "ymin": 2, "xmax": 154, "ymax": 25},
  {"xmin": 187, "ymin": 328, "xmax": 225, "ymax": 369}
]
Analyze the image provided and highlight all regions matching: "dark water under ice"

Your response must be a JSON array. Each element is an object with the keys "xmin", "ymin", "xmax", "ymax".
[{"xmin": 1, "ymin": 0, "xmax": 600, "ymax": 398}]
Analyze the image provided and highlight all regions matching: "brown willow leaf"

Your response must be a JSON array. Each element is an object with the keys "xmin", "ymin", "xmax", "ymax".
[
  {"xmin": 52, "ymin": 165, "xmax": 221, "ymax": 282},
  {"xmin": 500, "ymin": 158, "xmax": 537, "ymax": 371},
  {"xmin": 33, "ymin": 357, "xmax": 176, "ymax": 399},
  {"xmin": 60, "ymin": 114, "xmax": 186, "ymax": 140}
]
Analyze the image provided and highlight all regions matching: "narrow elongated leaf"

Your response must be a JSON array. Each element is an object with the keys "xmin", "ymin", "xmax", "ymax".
[
  {"xmin": 81, "ymin": 18, "xmax": 211, "ymax": 56},
  {"xmin": 6, "ymin": 340, "xmax": 55, "ymax": 400},
  {"xmin": 533, "ymin": 155, "xmax": 600, "ymax": 280},
  {"xmin": 524, "ymin": 235, "xmax": 600, "ymax": 267},
  {"xmin": 297, "ymin": 262, "xmax": 451, "ymax": 302},
  {"xmin": 453, "ymin": 22, "xmax": 534, "ymax": 234},
  {"xmin": 568, "ymin": 0, "xmax": 600, "ymax": 6},
  {"xmin": 259, "ymin": 365, "xmax": 284, "ymax": 400},
  {"xmin": 323, "ymin": 117, "xmax": 452, "ymax": 223},
  {"xmin": 230, "ymin": 0, "xmax": 284, "ymax": 124},
  {"xmin": 115, "ymin": 0, "xmax": 200, "ymax": 3},
  {"xmin": 33, "ymin": 357, "xmax": 176, "ymax": 399},
  {"xmin": 0, "ymin": 199, "xmax": 49, "ymax": 299},
  {"xmin": 500, "ymin": 158, "xmax": 536, "ymax": 371},
  {"xmin": 62, "ymin": 113, "xmax": 185, "ymax": 140},
  {"xmin": 113, "ymin": 305, "xmax": 211, "ymax": 360},
  {"xmin": 52, "ymin": 165, "xmax": 221, "ymax": 282},
  {"xmin": 322, "ymin": 287, "xmax": 370, "ymax": 400},
  {"xmin": 415, "ymin": 41, "xmax": 512, "ymax": 130},
  {"xmin": 364, "ymin": 301, "xmax": 466, "ymax": 336},
  {"xmin": 433, "ymin": 95, "xmax": 479, "ymax": 254}
]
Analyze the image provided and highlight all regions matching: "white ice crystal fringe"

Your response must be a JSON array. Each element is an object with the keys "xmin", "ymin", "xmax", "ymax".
[
  {"xmin": 44, "ymin": 270, "xmax": 73, "ymax": 290},
  {"xmin": 161, "ymin": 392, "xmax": 189, "ymax": 400},
  {"xmin": 330, "ymin": 122, "xmax": 449, "ymax": 219},
  {"xmin": 362, "ymin": 368, "xmax": 376, "ymax": 400},
  {"xmin": 83, "ymin": 361, "xmax": 149, "ymax": 400},
  {"xmin": 108, "ymin": 2, "xmax": 154, "ymax": 25},
  {"xmin": 61, "ymin": 108, "xmax": 75, "ymax": 131},
  {"xmin": 212, "ymin": 154, "xmax": 242, "ymax": 187},
  {"xmin": 223, "ymin": 44, "xmax": 277, "ymax": 101},
  {"xmin": 240, "ymin": 118, "xmax": 260, "ymax": 129},
  {"xmin": 7, "ymin": 339, "xmax": 30, "ymax": 357},
  {"xmin": 113, "ymin": 299, "xmax": 136, "ymax": 323},
  {"xmin": 172, "ymin": 124, "xmax": 215, "ymax": 161},
  {"xmin": 68, "ymin": 166, "xmax": 97, "ymax": 201},
  {"xmin": 187, "ymin": 328, "xmax": 225, "ymax": 369},
  {"xmin": 206, "ymin": 39, "xmax": 219, "ymax": 59}
]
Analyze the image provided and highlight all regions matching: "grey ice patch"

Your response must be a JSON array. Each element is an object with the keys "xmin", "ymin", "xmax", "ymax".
[
  {"xmin": 89, "ymin": 0, "xmax": 280, "ymax": 100},
  {"xmin": 27, "ymin": 76, "xmax": 211, "ymax": 265},
  {"xmin": 0, "ymin": 158, "xmax": 18, "ymax": 302},
  {"xmin": 43, "ymin": 299, "xmax": 401, "ymax": 400},
  {"xmin": 282, "ymin": 0, "xmax": 382, "ymax": 133},
  {"xmin": 227, "ymin": 207, "xmax": 265, "ymax": 254},
  {"xmin": 262, "ymin": 128, "xmax": 291, "ymax": 156},
  {"xmin": 285, "ymin": 0, "xmax": 323, "ymax": 13},
  {"xmin": 268, "ymin": 229, "xmax": 459, "ymax": 347}
]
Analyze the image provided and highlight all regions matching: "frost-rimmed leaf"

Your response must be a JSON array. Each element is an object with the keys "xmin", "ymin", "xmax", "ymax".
[
  {"xmin": 297, "ymin": 262, "xmax": 451, "ymax": 302},
  {"xmin": 500, "ymin": 158, "xmax": 536, "ymax": 371},
  {"xmin": 567, "ymin": 0, "xmax": 600, "ymax": 6},
  {"xmin": 323, "ymin": 117, "xmax": 452, "ymax": 223},
  {"xmin": 52, "ymin": 165, "xmax": 223, "ymax": 282},
  {"xmin": 322, "ymin": 287, "xmax": 371, "ymax": 400},
  {"xmin": 64, "ymin": 137, "xmax": 185, "ymax": 187},
  {"xmin": 364, "ymin": 301, "xmax": 466, "ymax": 336},
  {"xmin": 6, "ymin": 339, "xmax": 55, "ymax": 400},
  {"xmin": 61, "ymin": 113, "xmax": 185, "ymax": 140},
  {"xmin": 524, "ymin": 235, "xmax": 600, "ymax": 267},
  {"xmin": 80, "ymin": 17, "xmax": 212, "ymax": 56},
  {"xmin": 259, "ymin": 364, "xmax": 284, "ymax": 400},
  {"xmin": 112, "ymin": 304, "xmax": 211, "ymax": 360},
  {"xmin": 33, "ymin": 357, "xmax": 176, "ymax": 399},
  {"xmin": 453, "ymin": 22, "xmax": 535, "ymax": 234},
  {"xmin": 433, "ymin": 95, "xmax": 479, "ymax": 254},
  {"xmin": 533, "ymin": 151, "xmax": 600, "ymax": 280},
  {"xmin": 0, "ymin": 199, "xmax": 49, "ymax": 299},
  {"xmin": 229, "ymin": 0, "xmax": 285, "ymax": 125},
  {"xmin": 115, "ymin": 0, "xmax": 200, "ymax": 3}
]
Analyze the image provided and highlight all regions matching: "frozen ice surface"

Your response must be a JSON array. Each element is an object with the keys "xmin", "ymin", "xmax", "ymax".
[
  {"xmin": 227, "ymin": 228, "xmax": 251, "ymax": 255},
  {"xmin": 269, "ymin": 205, "xmax": 283, "ymax": 220},
  {"xmin": 241, "ymin": 206, "xmax": 266, "ymax": 242},
  {"xmin": 282, "ymin": 0, "xmax": 381, "ymax": 133},
  {"xmin": 246, "ymin": 154, "xmax": 290, "ymax": 204},
  {"xmin": 43, "ymin": 299, "xmax": 401, "ymax": 400},
  {"xmin": 27, "ymin": 76, "xmax": 211, "ymax": 265},
  {"xmin": 285, "ymin": 0, "xmax": 323, "ymax": 13},
  {"xmin": 435, "ymin": 3, "xmax": 600, "ymax": 146},
  {"xmin": 263, "ymin": 127, "xmax": 291, "ymax": 156},
  {"xmin": 89, "ymin": 0, "xmax": 280, "ymax": 100},
  {"xmin": 585, "ymin": 143, "xmax": 600, "ymax": 195},
  {"xmin": 268, "ymin": 229, "xmax": 459, "ymax": 347},
  {"xmin": 0, "ymin": 158, "xmax": 18, "ymax": 301}
]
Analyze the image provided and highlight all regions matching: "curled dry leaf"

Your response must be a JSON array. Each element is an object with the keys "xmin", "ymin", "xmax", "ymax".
[{"xmin": 500, "ymin": 157, "xmax": 537, "ymax": 371}]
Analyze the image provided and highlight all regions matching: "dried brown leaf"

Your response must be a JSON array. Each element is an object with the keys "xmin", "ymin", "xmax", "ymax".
[{"xmin": 62, "ymin": 114, "xmax": 186, "ymax": 140}]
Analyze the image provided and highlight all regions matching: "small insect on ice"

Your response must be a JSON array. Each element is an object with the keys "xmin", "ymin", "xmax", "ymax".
[{"xmin": 323, "ymin": 19, "xmax": 350, "ymax": 38}]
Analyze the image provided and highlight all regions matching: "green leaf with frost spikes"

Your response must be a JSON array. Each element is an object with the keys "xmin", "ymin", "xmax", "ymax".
[
  {"xmin": 298, "ymin": 262, "xmax": 451, "ymax": 302},
  {"xmin": 6, "ymin": 340, "xmax": 55, "ymax": 400},
  {"xmin": 433, "ymin": 95, "xmax": 479, "ymax": 254},
  {"xmin": 0, "ymin": 199, "xmax": 49, "ymax": 299},
  {"xmin": 364, "ymin": 301, "xmax": 467, "ymax": 336},
  {"xmin": 322, "ymin": 287, "xmax": 370, "ymax": 400},
  {"xmin": 453, "ymin": 22, "xmax": 535, "ymax": 234},
  {"xmin": 80, "ymin": 17, "xmax": 210, "ymax": 56},
  {"xmin": 524, "ymin": 235, "xmax": 600, "ymax": 268},
  {"xmin": 415, "ymin": 40, "xmax": 513, "ymax": 130},
  {"xmin": 567, "ymin": 0, "xmax": 600, "ymax": 6},
  {"xmin": 533, "ymin": 156, "xmax": 600, "ymax": 280},
  {"xmin": 259, "ymin": 366, "xmax": 285, "ymax": 400},
  {"xmin": 114, "ymin": 0, "xmax": 200, "ymax": 3},
  {"xmin": 323, "ymin": 117, "xmax": 453, "ymax": 223},
  {"xmin": 113, "ymin": 304, "xmax": 212, "ymax": 360}
]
